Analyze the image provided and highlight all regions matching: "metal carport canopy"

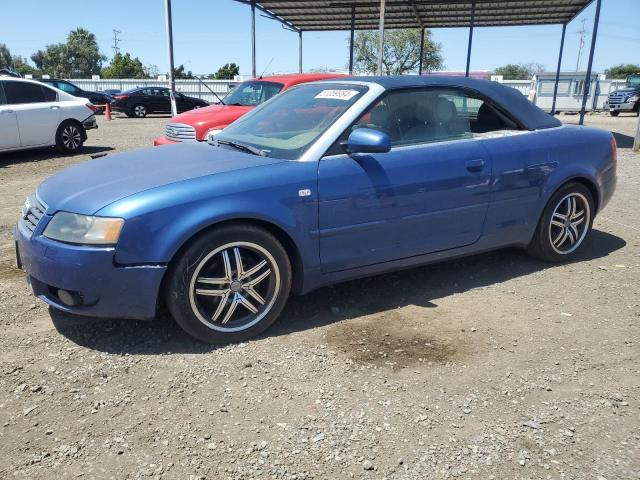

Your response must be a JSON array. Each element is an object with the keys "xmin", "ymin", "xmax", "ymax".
[{"xmin": 252, "ymin": 0, "xmax": 593, "ymax": 30}]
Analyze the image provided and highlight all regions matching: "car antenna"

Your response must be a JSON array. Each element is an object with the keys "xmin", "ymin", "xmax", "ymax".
[{"xmin": 258, "ymin": 58, "xmax": 274, "ymax": 79}]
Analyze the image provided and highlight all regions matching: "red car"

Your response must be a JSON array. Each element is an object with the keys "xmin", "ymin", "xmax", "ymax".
[{"xmin": 153, "ymin": 73, "xmax": 346, "ymax": 146}]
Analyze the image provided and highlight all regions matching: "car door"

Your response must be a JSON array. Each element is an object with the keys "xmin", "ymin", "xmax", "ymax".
[
  {"xmin": 0, "ymin": 81, "xmax": 22, "ymax": 149},
  {"xmin": 153, "ymin": 88, "xmax": 172, "ymax": 113},
  {"xmin": 3, "ymin": 81, "xmax": 61, "ymax": 147},
  {"xmin": 317, "ymin": 87, "xmax": 493, "ymax": 273}
]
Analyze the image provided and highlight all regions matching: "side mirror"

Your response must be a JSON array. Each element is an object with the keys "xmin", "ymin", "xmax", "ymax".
[{"xmin": 342, "ymin": 128, "xmax": 391, "ymax": 155}]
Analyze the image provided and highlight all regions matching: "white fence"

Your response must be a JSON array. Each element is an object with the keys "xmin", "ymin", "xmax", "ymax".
[
  {"xmin": 67, "ymin": 77, "xmax": 628, "ymax": 110},
  {"xmin": 69, "ymin": 78, "xmax": 239, "ymax": 104}
]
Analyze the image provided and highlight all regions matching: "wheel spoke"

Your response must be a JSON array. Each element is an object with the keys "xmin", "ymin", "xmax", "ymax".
[
  {"xmin": 243, "ymin": 285, "xmax": 265, "ymax": 305},
  {"xmin": 552, "ymin": 212, "xmax": 567, "ymax": 223},
  {"xmin": 552, "ymin": 229, "xmax": 567, "ymax": 247},
  {"xmin": 569, "ymin": 223, "xmax": 579, "ymax": 242},
  {"xmin": 220, "ymin": 295, "xmax": 239, "ymax": 324},
  {"xmin": 565, "ymin": 226, "xmax": 576, "ymax": 244},
  {"xmin": 241, "ymin": 259, "xmax": 267, "ymax": 280},
  {"xmin": 212, "ymin": 291, "xmax": 231, "ymax": 322},
  {"xmin": 571, "ymin": 209, "xmax": 585, "ymax": 221},
  {"xmin": 233, "ymin": 247, "xmax": 244, "ymax": 277},
  {"xmin": 244, "ymin": 267, "xmax": 271, "ymax": 287},
  {"xmin": 572, "ymin": 216, "xmax": 585, "ymax": 227},
  {"xmin": 195, "ymin": 288, "xmax": 227, "ymax": 296},
  {"xmin": 197, "ymin": 277, "xmax": 228, "ymax": 285},
  {"xmin": 551, "ymin": 219, "xmax": 565, "ymax": 228},
  {"xmin": 236, "ymin": 293, "xmax": 258, "ymax": 314},
  {"xmin": 221, "ymin": 250, "xmax": 232, "ymax": 280}
]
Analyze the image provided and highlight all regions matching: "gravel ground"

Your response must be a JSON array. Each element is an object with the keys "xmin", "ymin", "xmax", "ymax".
[{"xmin": 0, "ymin": 112, "xmax": 639, "ymax": 480}]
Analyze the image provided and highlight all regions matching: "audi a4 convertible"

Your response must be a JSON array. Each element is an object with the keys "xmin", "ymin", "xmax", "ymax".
[{"xmin": 15, "ymin": 76, "xmax": 617, "ymax": 343}]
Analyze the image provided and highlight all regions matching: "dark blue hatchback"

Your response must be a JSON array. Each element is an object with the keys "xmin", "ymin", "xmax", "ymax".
[{"xmin": 15, "ymin": 76, "xmax": 617, "ymax": 343}]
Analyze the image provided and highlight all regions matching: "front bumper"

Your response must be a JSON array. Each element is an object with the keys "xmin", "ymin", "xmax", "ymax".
[
  {"xmin": 604, "ymin": 100, "xmax": 637, "ymax": 112},
  {"xmin": 14, "ymin": 220, "xmax": 166, "ymax": 320},
  {"xmin": 153, "ymin": 135, "xmax": 178, "ymax": 146}
]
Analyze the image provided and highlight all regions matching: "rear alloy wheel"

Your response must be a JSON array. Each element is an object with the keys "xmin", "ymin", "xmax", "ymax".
[
  {"xmin": 166, "ymin": 224, "xmax": 291, "ymax": 343},
  {"xmin": 527, "ymin": 182, "xmax": 594, "ymax": 262},
  {"xmin": 55, "ymin": 121, "xmax": 85, "ymax": 154},
  {"xmin": 133, "ymin": 104, "xmax": 147, "ymax": 118}
]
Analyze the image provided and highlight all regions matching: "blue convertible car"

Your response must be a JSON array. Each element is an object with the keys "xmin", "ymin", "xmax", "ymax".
[{"xmin": 15, "ymin": 76, "xmax": 617, "ymax": 343}]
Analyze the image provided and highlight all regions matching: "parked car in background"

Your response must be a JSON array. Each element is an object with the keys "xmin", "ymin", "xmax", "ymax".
[
  {"xmin": 39, "ymin": 79, "xmax": 111, "ymax": 113},
  {"xmin": 101, "ymin": 89, "xmax": 121, "ymax": 96},
  {"xmin": 153, "ymin": 73, "xmax": 346, "ymax": 146},
  {"xmin": 0, "ymin": 76, "xmax": 97, "ymax": 154},
  {"xmin": 16, "ymin": 76, "xmax": 616, "ymax": 344},
  {"xmin": 110, "ymin": 87, "xmax": 208, "ymax": 118},
  {"xmin": 604, "ymin": 73, "xmax": 640, "ymax": 116}
]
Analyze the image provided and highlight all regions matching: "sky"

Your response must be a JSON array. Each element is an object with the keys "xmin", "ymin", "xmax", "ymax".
[{"xmin": 2, "ymin": 0, "xmax": 639, "ymax": 77}]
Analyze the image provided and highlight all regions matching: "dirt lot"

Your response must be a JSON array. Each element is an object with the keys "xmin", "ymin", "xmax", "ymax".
[{"xmin": 0, "ymin": 112, "xmax": 639, "ymax": 480}]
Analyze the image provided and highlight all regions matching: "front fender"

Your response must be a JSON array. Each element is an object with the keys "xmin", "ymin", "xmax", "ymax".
[{"xmin": 98, "ymin": 162, "xmax": 320, "ymax": 271}]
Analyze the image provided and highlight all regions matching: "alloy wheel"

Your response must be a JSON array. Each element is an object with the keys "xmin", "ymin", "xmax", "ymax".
[
  {"xmin": 62, "ymin": 125, "xmax": 81, "ymax": 151},
  {"xmin": 134, "ymin": 105, "xmax": 146, "ymax": 117},
  {"xmin": 188, "ymin": 242, "xmax": 280, "ymax": 332},
  {"xmin": 548, "ymin": 192, "xmax": 591, "ymax": 255}
]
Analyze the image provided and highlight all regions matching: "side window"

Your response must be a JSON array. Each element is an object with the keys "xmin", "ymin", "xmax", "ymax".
[
  {"xmin": 3, "ymin": 81, "xmax": 46, "ymax": 104},
  {"xmin": 141, "ymin": 88, "xmax": 153, "ymax": 96},
  {"xmin": 56, "ymin": 82, "xmax": 78, "ymax": 94},
  {"xmin": 42, "ymin": 86, "xmax": 58, "ymax": 102}
]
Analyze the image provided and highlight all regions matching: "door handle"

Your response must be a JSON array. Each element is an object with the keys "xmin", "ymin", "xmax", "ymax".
[
  {"xmin": 0, "ymin": 109, "xmax": 15, "ymax": 114},
  {"xmin": 50, "ymin": 106, "xmax": 60, "ymax": 110},
  {"xmin": 465, "ymin": 158, "xmax": 485, "ymax": 172}
]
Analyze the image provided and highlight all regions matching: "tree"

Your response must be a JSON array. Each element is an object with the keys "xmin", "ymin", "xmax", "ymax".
[
  {"xmin": 352, "ymin": 29, "xmax": 443, "ymax": 75},
  {"xmin": 102, "ymin": 52, "xmax": 147, "ymax": 79},
  {"xmin": 605, "ymin": 64, "xmax": 640, "ymax": 79},
  {"xmin": 214, "ymin": 63, "xmax": 239, "ymax": 80},
  {"xmin": 493, "ymin": 63, "xmax": 544, "ymax": 80},
  {"xmin": 172, "ymin": 64, "xmax": 194, "ymax": 79},
  {"xmin": 30, "ymin": 28, "xmax": 105, "ymax": 78},
  {"xmin": 0, "ymin": 44, "xmax": 12, "ymax": 69}
]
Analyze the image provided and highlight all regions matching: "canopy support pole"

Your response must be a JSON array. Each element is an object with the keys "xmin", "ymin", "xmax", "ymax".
[
  {"xmin": 349, "ymin": 5, "xmax": 355, "ymax": 74},
  {"xmin": 579, "ymin": 0, "xmax": 601, "ymax": 125},
  {"xmin": 251, "ymin": 0, "xmax": 256, "ymax": 77},
  {"xmin": 418, "ymin": 28, "xmax": 425, "ymax": 75},
  {"xmin": 377, "ymin": 0, "xmax": 386, "ymax": 75},
  {"xmin": 551, "ymin": 23, "xmax": 567, "ymax": 115},
  {"xmin": 465, "ymin": 0, "xmax": 476, "ymax": 77},
  {"xmin": 164, "ymin": 0, "xmax": 177, "ymax": 116},
  {"xmin": 298, "ymin": 31, "xmax": 303, "ymax": 73}
]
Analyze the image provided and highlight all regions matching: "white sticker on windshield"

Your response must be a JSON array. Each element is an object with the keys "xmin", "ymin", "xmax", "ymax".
[{"xmin": 314, "ymin": 89, "xmax": 360, "ymax": 101}]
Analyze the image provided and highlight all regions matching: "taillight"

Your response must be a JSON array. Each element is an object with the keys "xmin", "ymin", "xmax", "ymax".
[
  {"xmin": 86, "ymin": 103, "xmax": 97, "ymax": 112},
  {"xmin": 610, "ymin": 136, "xmax": 617, "ymax": 165},
  {"xmin": 114, "ymin": 94, "xmax": 129, "ymax": 100}
]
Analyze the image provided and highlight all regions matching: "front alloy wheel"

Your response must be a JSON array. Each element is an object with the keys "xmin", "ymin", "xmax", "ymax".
[{"xmin": 166, "ymin": 224, "xmax": 292, "ymax": 343}]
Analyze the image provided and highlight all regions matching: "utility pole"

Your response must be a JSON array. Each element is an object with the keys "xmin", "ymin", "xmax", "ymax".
[
  {"xmin": 112, "ymin": 29, "xmax": 121, "ymax": 57},
  {"xmin": 576, "ymin": 18, "xmax": 587, "ymax": 71}
]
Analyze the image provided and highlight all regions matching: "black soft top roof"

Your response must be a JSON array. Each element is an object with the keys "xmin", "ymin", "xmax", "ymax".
[{"xmin": 334, "ymin": 75, "xmax": 562, "ymax": 131}]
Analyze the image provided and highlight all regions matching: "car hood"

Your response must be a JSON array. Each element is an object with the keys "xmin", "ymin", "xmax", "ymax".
[
  {"xmin": 612, "ymin": 87, "xmax": 640, "ymax": 95},
  {"xmin": 38, "ymin": 142, "xmax": 284, "ymax": 215},
  {"xmin": 170, "ymin": 104, "xmax": 253, "ymax": 139}
]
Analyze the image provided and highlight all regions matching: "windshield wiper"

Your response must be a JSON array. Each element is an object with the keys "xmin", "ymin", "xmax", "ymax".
[{"xmin": 215, "ymin": 139, "xmax": 268, "ymax": 157}]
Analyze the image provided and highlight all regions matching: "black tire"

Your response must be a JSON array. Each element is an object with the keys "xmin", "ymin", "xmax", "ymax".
[
  {"xmin": 165, "ymin": 224, "xmax": 292, "ymax": 344},
  {"xmin": 609, "ymin": 111, "xmax": 620, "ymax": 117},
  {"xmin": 132, "ymin": 104, "xmax": 147, "ymax": 118},
  {"xmin": 527, "ymin": 182, "xmax": 595, "ymax": 262},
  {"xmin": 55, "ymin": 120, "xmax": 85, "ymax": 154}
]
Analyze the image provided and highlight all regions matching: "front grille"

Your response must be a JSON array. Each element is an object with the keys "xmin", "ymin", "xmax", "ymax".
[
  {"xmin": 21, "ymin": 195, "xmax": 47, "ymax": 235},
  {"xmin": 608, "ymin": 92, "xmax": 627, "ymax": 105},
  {"xmin": 165, "ymin": 122, "xmax": 197, "ymax": 142}
]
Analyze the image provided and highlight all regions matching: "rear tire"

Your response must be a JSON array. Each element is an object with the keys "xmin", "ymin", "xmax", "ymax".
[
  {"xmin": 165, "ymin": 224, "xmax": 292, "ymax": 344},
  {"xmin": 55, "ymin": 120, "xmax": 85, "ymax": 154},
  {"xmin": 527, "ymin": 182, "xmax": 595, "ymax": 262},
  {"xmin": 133, "ymin": 104, "xmax": 147, "ymax": 118}
]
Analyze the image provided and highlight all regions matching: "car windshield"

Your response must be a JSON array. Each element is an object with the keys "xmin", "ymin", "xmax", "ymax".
[
  {"xmin": 215, "ymin": 83, "xmax": 368, "ymax": 160},
  {"xmin": 222, "ymin": 81, "xmax": 284, "ymax": 106},
  {"xmin": 628, "ymin": 74, "xmax": 640, "ymax": 87}
]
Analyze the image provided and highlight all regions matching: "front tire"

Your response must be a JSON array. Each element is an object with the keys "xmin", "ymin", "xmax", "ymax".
[
  {"xmin": 55, "ymin": 120, "xmax": 85, "ymax": 154},
  {"xmin": 527, "ymin": 182, "xmax": 595, "ymax": 262},
  {"xmin": 165, "ymin": 224, "xmax": 292, "ymax": 344},
  {"xmin": 609, "ymin": 110, "xmax": 620, "ymax": 117}
]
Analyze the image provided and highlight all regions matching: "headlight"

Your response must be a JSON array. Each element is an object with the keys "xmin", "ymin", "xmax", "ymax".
[
  {"xmin": 628, "ymin": 95, "xmax": 639, "ymax": 102},
  {"xmin": 43, "ymin": 212, "xmax": 124, "ymax": 245}
]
